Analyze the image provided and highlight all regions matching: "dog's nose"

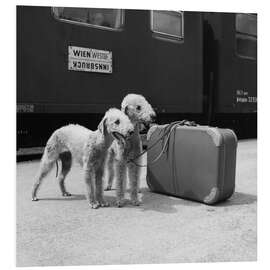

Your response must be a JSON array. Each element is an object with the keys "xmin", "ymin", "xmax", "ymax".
[{"xmin": 151, "ymin": 114, "xmax": 156, "ymax": 122}]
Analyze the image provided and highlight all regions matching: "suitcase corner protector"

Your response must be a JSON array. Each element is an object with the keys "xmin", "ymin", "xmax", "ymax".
[
  {"xmin": 203, "ymin": 187, "xmax": 220, "ymax": 204},
  {"xmin": 206, "ymin": 128, "xmax": 222, "ymax": 146}
]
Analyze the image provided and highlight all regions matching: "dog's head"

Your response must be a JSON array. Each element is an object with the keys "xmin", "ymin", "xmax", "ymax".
[
  {"xmin": 98, "ymin": 108, "xmax": 134, "ymax": 146},
  {"xmin": 121, "ymin": 94, "xmax": 156, "ymax": 129}
]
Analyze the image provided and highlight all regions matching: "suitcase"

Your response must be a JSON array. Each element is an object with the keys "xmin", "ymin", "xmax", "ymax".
[{"xmin": 146, "ymin": 122, "xmax": 237, "ymax": 204}]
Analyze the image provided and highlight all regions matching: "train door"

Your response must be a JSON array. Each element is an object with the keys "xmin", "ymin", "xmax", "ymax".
[
  {"xmin": 204, "ymin": 12, "xmax": 257, "ymax": 137},
  {"xmin": 215, "ymin": 13, "xmax": 257, "ymax": 114}
]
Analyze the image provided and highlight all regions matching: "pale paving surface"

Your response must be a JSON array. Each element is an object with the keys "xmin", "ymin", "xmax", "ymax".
[{"xmin": 16, "ymin": 139, "xmax": 257, "ymax": 266}]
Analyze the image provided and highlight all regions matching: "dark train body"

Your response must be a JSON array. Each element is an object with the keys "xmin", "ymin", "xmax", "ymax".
[{"xmin": 17, "ymin": 6, "xmax": 257, "ymax": 148}]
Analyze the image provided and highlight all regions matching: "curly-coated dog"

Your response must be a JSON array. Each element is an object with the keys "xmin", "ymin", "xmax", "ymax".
[
  {"xmin": 104, "ymin": 94, "xmax": 156, "ymax": 207},
  {"xmin": 31, "ymin": 108, "xmax": 134, "ymax": 209}
]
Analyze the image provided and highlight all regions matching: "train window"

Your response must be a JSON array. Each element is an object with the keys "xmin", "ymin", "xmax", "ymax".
[
  {"xmin": 236, "ymin": 14, "xmax": 257, "ymax": 36},
  {"xmin": 235, "ymin": 14, "xmax": 257, "ymax": 60},
  {"xmin": 52, "ymin": 7, "xmax": 124, "ymax": 30},
  {"xmin": 151, "ymin": 10, "xmax": 184, "ymax": 39}
]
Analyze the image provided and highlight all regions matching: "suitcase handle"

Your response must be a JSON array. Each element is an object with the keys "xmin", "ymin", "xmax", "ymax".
[
  {"xmin": 128, "ymin": 120, "xmax": 197, "ymax": 167},
  {"xmin": 176, "ymin": 120, "xmax": 197, "ymax": 127}
]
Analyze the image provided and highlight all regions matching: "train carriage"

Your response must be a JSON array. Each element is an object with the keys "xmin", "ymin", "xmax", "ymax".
[
  {"xmin": 203, "ymin": 12, "xmax": 257, "ymax": 137},
  {"xmin": 17, "ymin": 6, "xmax": 257, "ymax": 149}
]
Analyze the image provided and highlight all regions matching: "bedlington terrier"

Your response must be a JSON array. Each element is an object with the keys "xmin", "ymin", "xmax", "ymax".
[
  {"xmin": 104, "ymin": 94, "xmax": 156, "ymax": 207},
  {"xmin": 31, "ymin": 108, "xmax": 134, "ymax": 209}
]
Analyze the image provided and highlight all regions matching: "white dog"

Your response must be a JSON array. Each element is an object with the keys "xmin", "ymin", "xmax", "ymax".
[
  {"xmin": 105, "ymin": 94, "xmax": 156, "ymax": 207},
  {"xmin": 31, "ymin": 108, "xmax": 134, "ymax": 209}
]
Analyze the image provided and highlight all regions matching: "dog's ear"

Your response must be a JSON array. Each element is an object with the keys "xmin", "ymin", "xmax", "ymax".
[
  {"xmin": 98, "ymin": 117, "xmax": 107, "ymax": 135},
  {"xmin": 124, "ymin": 105, "xmax": 130, "ymax": 116}
]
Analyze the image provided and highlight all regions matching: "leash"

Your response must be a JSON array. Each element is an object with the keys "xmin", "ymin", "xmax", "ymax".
[
  {"xmin": 55, "ymin": 160, "xmax": 59, "ymax": 178},
  {"xmin": 128, "ymin": 120, "xmax": 197, "ymax": 167}
]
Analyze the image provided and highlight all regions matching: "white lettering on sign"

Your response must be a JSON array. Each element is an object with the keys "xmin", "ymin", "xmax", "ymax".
[
  {"xmin": 68, "ymin": 46, "xmax": 112, "ymax": 73},
  {"xmin": 248, "ymin": 96, "xmax": 257, "ymax": 103},
  {"xmin": 236, "ymin": 89, "xmax": 257, "ymax": 103},
  {"xmin": 17, "ymin": 104, "xmax": 34, "ymax": 113}
]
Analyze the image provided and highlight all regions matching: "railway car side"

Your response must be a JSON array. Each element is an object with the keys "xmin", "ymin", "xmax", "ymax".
[
  {"xmin": 204, "ymin": 13, "xmax": 257, "ymax": 137},
  {"xmin": 17, "ymin": 7, "xmax": 257, "ymax": 149},
  {"xmin": 17, "ymin": 7, "xmax": 204, "ymax": 147}
]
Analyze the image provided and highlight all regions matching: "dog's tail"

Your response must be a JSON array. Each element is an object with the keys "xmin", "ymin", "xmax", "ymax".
[{"xmin": 55, "ymin": 160, "xmax": 59, "ymax": 178}]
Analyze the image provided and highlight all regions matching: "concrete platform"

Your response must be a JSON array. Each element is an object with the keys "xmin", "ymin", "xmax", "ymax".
[{"xmin": 16, "ymin": 139, "xmax": 257, "ymax": 266}]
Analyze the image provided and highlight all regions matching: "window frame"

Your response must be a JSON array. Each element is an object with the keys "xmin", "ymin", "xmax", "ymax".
[
  {"xmin": 150, "ymin": 10, "xmax": 184, "ymax": 41},
  {"xmin": 51, "ymin": 7, "xmax": 125, "ymax": 32},
  {"xmin": 235, "ymin": 13, "xmax": 257, "ymax": 38},
  {"xmin": 235, "ymin": 13, "xmax": 257, "ymax": 61}
]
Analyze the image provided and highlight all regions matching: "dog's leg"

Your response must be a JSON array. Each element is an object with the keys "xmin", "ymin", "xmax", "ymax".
[
  {"xmin": 115, "ymin": 160, "xmax": 126, "ymax": 207},
  {"xmin": 128, "ymin": 162, "xmax": 141, "ymax": 206},
  {"xmin": 83, "ymin": 167, "xmax": 99, "ymax": 209},
  {"xmin": 57, "ymin": 151, "xmax": 72, "ymax": 197},
  {"xmin": 95, "ymin": 167, "xmax": 109, "ymax": 207},
  {"xmin": 104, "ymin": 149, "xmax": 115, "ymax": 191},
  {"xmin": 32, "ymin": 156, "xmax": 55, "ymax": 201}
]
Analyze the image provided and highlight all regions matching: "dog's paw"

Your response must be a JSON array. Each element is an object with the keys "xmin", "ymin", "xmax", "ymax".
[
  {"xmin": 116, "ymin": 200, "xmax": 125, "ymax": 208},
  {"xmin": 98, "ymin": 201, "xmax": 110, "ymax": 207},
  {"xmin": 32, "ymin": 197, "xmax": 39, "ymax": 201},
  {"xmin": 131, "ymin": 199, "xmax": 141, "ymax": 206},
  {"xmin": 62, "ymin": 192, "xmax": 72, "ymax": 197},
  {"xmin": 89, "ymin": 202, "xmax": 100, "ymax": 209}
]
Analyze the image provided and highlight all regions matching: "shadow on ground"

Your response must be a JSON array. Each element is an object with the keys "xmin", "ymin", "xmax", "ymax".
[
  {"xmin": 137, "ymin": 188, "xmax": 200, "ymax": 213},
  {"xmin": 139, "ymin": 189, "xmax": 257, "ymax": 213},
  {"xmin": 217, "ymin": 192, "xmax": 257, "ymax": 207},
  {"xmin": 38, "ymin": 194, "xmax": 86, "ymax": 201},
  {"xmin": 36, "ymin": 189, "xmax": 257, "ymax": 213}
]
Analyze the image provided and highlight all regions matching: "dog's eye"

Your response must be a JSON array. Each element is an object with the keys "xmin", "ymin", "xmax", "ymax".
[
  {"xmin": 136, "ymin": 105, "xmax": 141, "ymax": 111},
  {"xmin": 115, "ymin": 119, "xmax": 120, "ymax": 125}
]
